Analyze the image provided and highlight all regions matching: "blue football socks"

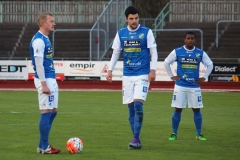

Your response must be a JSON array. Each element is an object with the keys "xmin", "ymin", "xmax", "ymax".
[
  {"xmin": 133, "ymin": 101, "xmax": 143, "ymax": 139},
  {"xmin": 194, "ymin": 111, "xmax": 202, "ymax": 135},
  {"xmin": 128, "ymin": 105, "xmax": 135, "ymax": 134},
  {"xmin": 49, "ymin": 112, "xmax": 57, "ymax": 130},
  {"xmin": 172, "ymin": 111, "xmax": 181, "ymax": 135},
  {"xmin": 39, "ymin": 112, "xmax": 51, "ymax": 150}
]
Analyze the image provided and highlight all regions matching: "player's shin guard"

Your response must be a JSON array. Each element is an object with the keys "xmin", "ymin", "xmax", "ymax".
[
  {"xmin": 194, "ymin": 111, "xmax": 202, "ymax": 135},
  {"xmin": 39, "ymin": 112, "xmax": 51, "ymax": 150},
  {"xmin": 133, "ymin": 101, "xmax": 143, "ymax": 139},
  {"xmin": 172, "ymin": 111, "xmax": 181, "ymax": 135},
  {"xmin": 128, "ymin": 105, "xmax": 135, "ymax": 134},
  {"xmin": 49, "ymin": 112, "xmax": 57, "ymax": 130}
]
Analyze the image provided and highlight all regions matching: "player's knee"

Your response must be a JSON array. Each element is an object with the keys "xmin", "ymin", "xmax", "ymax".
[
  {"xmin": 128, "ymin": 102, "xmax": 134, "ymax": 106},
  {"xmin": 175, "ymin": 108, "xmax": 182, "ymax": 112},
  {"xmin": 192, "ymin": 108, "xmax": 200, "ymax": 112},
  {"xmin": 52, "ymin": 108, "xmax": 58, "ymax": 112}
]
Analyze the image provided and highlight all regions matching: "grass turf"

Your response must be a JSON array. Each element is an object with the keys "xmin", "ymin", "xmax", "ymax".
[{"xmin": 0, "ymin": 91, "xmax": 239, "ymax": 160}]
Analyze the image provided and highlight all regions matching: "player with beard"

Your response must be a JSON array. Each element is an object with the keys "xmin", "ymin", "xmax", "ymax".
[{"xmin": 106, "ymin": 6, "xmax": 158, "ymax": 149}]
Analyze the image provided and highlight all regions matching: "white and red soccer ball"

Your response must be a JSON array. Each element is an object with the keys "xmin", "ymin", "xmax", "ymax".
[{"xmin": 66, "ymin": 137, "xmax": 84, "ymax": 154}]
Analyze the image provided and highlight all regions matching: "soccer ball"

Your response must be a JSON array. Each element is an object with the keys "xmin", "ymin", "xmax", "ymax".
[{"xmin": 66, "ymin": 137, "xmax": 84, "ymax": 154}]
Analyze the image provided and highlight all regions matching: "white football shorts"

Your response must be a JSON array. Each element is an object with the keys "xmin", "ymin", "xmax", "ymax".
[
  {"xmin": 34, "ymin": 78, "xmax": 59, "ymax": 110},
  {"xmin": 122, "ymin": 75, "xmax": 150, "ymax": 104},
  {"xmin": 171, "ymin": 85, "xmax": 203, "ymax": 108}
]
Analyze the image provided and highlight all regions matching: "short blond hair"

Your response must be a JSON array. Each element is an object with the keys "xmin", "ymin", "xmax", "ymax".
[{"xmin": 37, "ymin": 12, "xmax": 53, "ymax": 27}]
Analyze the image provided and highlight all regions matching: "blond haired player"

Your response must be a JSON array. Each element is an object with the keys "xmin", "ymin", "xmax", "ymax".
[{"xmin": 30, "ymin": 12, "xmax": 60, "ymax": 154}]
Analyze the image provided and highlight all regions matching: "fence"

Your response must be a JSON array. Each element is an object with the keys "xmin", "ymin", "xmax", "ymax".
[
  {"xmin": 0, "ymin": 1, "xmax": 127, "ymax": 23},
  {"xmin": 154, "ymin": 0, "xmax": 240, "ymax": 35},
  {"xmin": 170, "ymin": 0, "xmax": 240, "ymax": 22},
  {"xmin": 90, "ymin": 0, "xmax": 130, "ymax": 61}
]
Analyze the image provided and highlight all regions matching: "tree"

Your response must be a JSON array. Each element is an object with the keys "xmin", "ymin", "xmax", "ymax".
[{"xmin": 131, "ymin": 0, "xmax": 170, "ymax": 18}]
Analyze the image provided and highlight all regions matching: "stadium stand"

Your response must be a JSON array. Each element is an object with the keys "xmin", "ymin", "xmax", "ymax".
[
  {"xmin": 209, "ymin": 23, "xmax": 240, "ymax": 59},
  {"xmin": 155, "ymin": 22, "xmax": 227, "ymax": 60},
  {"xmin": 14, "ymin": 23, "xmax": 94, "ymax": 59},
  {"xmin": 1, "ymin": 22, "xmax": 239, "ymax": 62},
  {"xmin": 0, "ymin": 23, "xmax": 25, "ymax": 58}
]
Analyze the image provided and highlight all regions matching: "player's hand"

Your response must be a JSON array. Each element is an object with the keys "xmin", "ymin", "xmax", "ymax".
[
  {"xmin": 148, "ymin": 70, "xmax": 156, "ymax": 82},
  {"xmin": 106, "ymin": 70, "xmax": 113, "ymax": 83},
  {"xmin": 42, "ymin": 85, "xmax": 51, "ymax": 95},
  {"xmin": 171, "ymin": 76, "xmax": 180, "ymax": 81},
  {"xmin": 41, "ymin": 81, "xmax": 51, "ymax": 95},
  {"xmin": 195, "ymin": 77, "xmax": 206, "ymax": 85}
]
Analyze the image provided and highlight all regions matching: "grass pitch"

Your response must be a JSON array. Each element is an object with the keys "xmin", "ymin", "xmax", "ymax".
[{"xmin": 0, "ymin": 91, "xmax": 239, "ymax": 160}]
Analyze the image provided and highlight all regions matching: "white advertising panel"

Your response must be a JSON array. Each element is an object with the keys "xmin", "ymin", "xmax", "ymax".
[
  {"xmin": 100, "ymin": 61, "xmax": 207, "ymax": 81},
  {"xmin": 64, "ymin": 61, "xmax": 101, "ymax": 77},
  {"xmin": 100, "ymin": 61, "xmax": 123, "ymax": 81},
  {"xmin": 0, "ymin": 60, "xmax": 28, "ymax": 80},
  {"xmin": 0, "ymin": 60, "xmax": 207, "ymax": 81}
]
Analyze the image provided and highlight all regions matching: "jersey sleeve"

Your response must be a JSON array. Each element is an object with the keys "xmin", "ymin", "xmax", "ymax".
[
  {"xmin": 147, "ymin": 29, "xmax": 157, "ymax": 48},
  {"xmin": 164, "ymin": 50, "xmax": 176, "ymax": 64},
  {"xmin": 32, "ymin": 38, "xmax": 45, "ymax": 57},
  {"xmin": 111, "ymin": 32, "xmax": 122, "ymax": 50},
  {"xmin": 202, "ymin": 51, "xmax": 213, "ymax": 67}
]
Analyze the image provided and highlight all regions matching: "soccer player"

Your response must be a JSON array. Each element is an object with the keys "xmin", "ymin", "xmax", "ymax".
[
  {"xmin": 106, "ymin": 6, "xmax": 158, "ymax": 149},
  {"xmin": 164, "ymin": 31, "xmax": 213, "ymax": 141},
  {"xmin": 30, "ymin": 12, "xmax": 60, "ymax": 154}
]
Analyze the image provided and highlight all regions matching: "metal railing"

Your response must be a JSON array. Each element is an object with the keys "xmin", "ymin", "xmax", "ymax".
[
  {"xmin": 153, "ymin": 2, "xmax": 172, "ymax": 37},
  {"xmin": 0, "ymin": 1, "xmax": 117, "ymax": 23},
  {"xmin": 90, "ymin": 0, "xmax": 130, "ymax": 61},
  {"xmin": 216, "ymin": 20, "xmax": 240, "ymax": 48},
  {"xmin": 154, "ymin": 1, "xmax": 240, "ymax": 37}
]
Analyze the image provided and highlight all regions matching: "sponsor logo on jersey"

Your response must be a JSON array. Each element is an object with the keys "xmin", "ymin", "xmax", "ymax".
[
  {"xmin": 129, "ymin": 32, "xmax": 136, "ymax": 35},
  {"xmin": 139, "ymin": 33, "xmax": 144, "ymax": 39},
  {"xmin": 182, "ymin": 64, "xmax": 197, "ymax": 69},
  {"xmin": 124, "ymin": 40, "xmax": 141, "ymax": 47},
  {"xmin": 196, "ymin": 53, "xmax": 201, "ymax": 58},
  {"xmin": 46, "ymin": 53, "xmax": 53, "ymax": 58},
  {"xmin": 126, "ymin": 59, "xmax": 141, "ymax": 67},
  {"xmin": 181, "ymin": 74, "xmax": 194, "ymax": 81},
  {"xmin": 48, "ymin": 47, "xmax": 53, "ymax": 53},
  {"xmin": 181, "ymin": 58, "xmax": 198, "ymax": 64},
  {"xmin": 182, "ymin": 74, "xmax": 188, "ymax": 78},
  {"xmin": 124, "ymin": 48, "xmax": 141, "ymax": 52}
]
